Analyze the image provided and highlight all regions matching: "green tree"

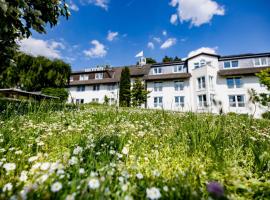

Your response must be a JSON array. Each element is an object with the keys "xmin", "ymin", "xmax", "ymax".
[
  {"xmin": 104, "ymin": 95, "xmax": 109, "ymax": 105},
  {"xmin": 174, "ymin": 56, "xmax": 182, "ymax": 61},
  {"xmin": 0, "ymin": 0, "xmax": 70, "ymax": 70},
  {"xmin": 119, "ymin": 67, "xmax": 131, "ymax": 107},
  {"xmin": 255, "ymin": 68, "xmax": 270, "ymax": 107},
  {"xmin": 146, "ymin": 58, "xmax": 157, "ymax": 64},
  {"xmin": 162, "ymin": 56, "xmax": 173, "ymax": 63},
  {"xmin": 131, "ymin": 78, "xmax": 149, "ymax": 107}
]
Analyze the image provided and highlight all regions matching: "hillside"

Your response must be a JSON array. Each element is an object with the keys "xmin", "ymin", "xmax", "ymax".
[{"xmin": 0, "ymin": 105, "xmax": 270, "ymax": 199}]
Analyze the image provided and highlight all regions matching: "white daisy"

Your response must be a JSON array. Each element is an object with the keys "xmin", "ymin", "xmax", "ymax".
[
  {"xmin": 3, "ymin": 163, "xmax": 16, "ymax": 172},
  {"xmin": 88, "ymin": 178, "xmax": 100, "ymax": 189},
  {"xmin": 3, "ymin": 183, "xmax": 13, "ymax": 192},
  {"xmin": 51, "ymin": 182, "xmax": 62, "ymax": 192},
  {"xmin": 146, "ymin": 187, "xmax": 161, "ymax": 200}
]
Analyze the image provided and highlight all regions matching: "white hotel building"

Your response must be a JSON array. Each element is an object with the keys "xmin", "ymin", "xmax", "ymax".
[{"xmin": 68, "ymin": 52, "xmax": 270, "ymax": 117}]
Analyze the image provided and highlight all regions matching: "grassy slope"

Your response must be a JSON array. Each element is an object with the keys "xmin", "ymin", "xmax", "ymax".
[{"xmin": 0, "ymin": 105, "xmax": 270, "ymax": 199}]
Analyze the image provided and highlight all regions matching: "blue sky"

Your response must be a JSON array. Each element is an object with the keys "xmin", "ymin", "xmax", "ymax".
[{"xmin": 19, "ymin": 0, "xmax": 270, "ymax": 71}]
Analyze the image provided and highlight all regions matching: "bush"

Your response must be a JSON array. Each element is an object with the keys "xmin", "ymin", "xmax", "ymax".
[
  {"xmin": 41, "ymin": 88, "xmax": 69, "ymax": 102},
  {"xmin": 262, "ymin": 111, "xmax": 270, "ymax": 119}
]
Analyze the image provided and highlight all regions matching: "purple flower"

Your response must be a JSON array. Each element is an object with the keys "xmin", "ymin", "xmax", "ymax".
[{"xmin": 207, "ymin": 181, "xmax": 224, "ymax": 198}]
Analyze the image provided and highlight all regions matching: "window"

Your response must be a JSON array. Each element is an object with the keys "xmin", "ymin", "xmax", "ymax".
[
  {"xmin": 109, "ymin": 98, "xmax": 115, "ymax": 104},
  {"xmin": 197, "ymin": 77, "xmax": 206, "ymax": 90},
  {"xmin": 209, "ymin": 76, "xmax": 214, "ymax": 90},
  {"xmin": 76, "ymin": 99, "xmax": 84, "ymax": 104},
  {"xmin": 93, "ymin": 85, "xmax": 100, "ymax": 91},
  {"xmin": 70, "ymin": 76, "xmax": 74, "ymax": 82},
  {"xmin": 224, "ymin": 60, "xmax": 239, "ymax": 68},
  {"xmin": 153, "ymin": 67, "xmax": 162, "ymax": 74},
  {"xmin": 76, "ymin": 86, "xmax": 85, "ymax": 92},
  {"xmin": 226, "ymin": 77, "xmax": 242, "ymax": 89},
  {"xmin": 175, "ymin": 96, "xmax": 185, "ymax": 107},
  {"xmin": 80, "ymin": 74, "xmax": 89, "ymax": 81},
  {"xmin": 92, "ymin": 98, "xmax": 99, "ymax": 103},
  {"xmin": 107, "ymin": 84, "xmax": 115, "ymax": 91},
  {"xmin": 95, "ymin": 73, "xmax": 103, "ymax": 79},
  {"xmin": 194, "ymin": 62, "xmax": 200, "ymax": 69},
  {"xmin": 154, "ymin": 97, "xmax": 163, "ymax": 108},
  {"xmin": 229, "ymin": 95, "xmax": 245, "ymax": 107},
  {"xmin": 200, "ymin": 59, "xmax": 206, "ymax": 67},
  {"xmin": 253, "ymin": 58, "xmax": 268, "ymax": 67},
  {"xmin": 198, "ymin": 95, "xmax": 207, "ymax": 107},
  {"xmin": 173, "ymin": 65, "xmax": 183, "ymax": 73},
  {"xmin": 154, "ymin": 82, "xmax": 163, "ymax": 92},
  {"xmin": 174, "ymin": 81, "xmax": 184, "ymax": 91}
]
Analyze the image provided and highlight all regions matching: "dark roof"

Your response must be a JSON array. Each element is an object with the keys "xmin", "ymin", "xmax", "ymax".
[
  {"xmin": 144, "ymin": 73, "xmax": 191, "ymax": 81},
  {"xmin": 0, "ymin": 88, "xmax": 59, "ymax": 100},
  {"xmin": 69, "ymin": 78, "xmax": 119, "ymax": 86},
  {"xmin": 219, "ymin": 52, "xmax": 270, "ymax": 61},
  {"xmin": 218, "ymin": 66, "xmax": 270, "ymax": 76},
  {"xmin": 186, "ymin": 52, "xmax": 220, "ymax": 61}
]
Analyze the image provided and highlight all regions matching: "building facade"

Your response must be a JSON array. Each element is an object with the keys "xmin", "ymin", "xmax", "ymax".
[{"xmin": 68, "ymin": 52, "xmax": 270, "ymax": 117}]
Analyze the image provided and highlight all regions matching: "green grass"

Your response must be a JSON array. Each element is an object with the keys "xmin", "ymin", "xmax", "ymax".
[{"xmin": 0, "ymin": 104, "xmax": 270, "ymax": 199}]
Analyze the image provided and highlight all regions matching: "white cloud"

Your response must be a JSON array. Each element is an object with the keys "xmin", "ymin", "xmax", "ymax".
[
  {"xmin": 160, "ymin": 38, "xmax": 177, "ymax": 49},
  {"xmin": 18, "ymin": 37, "xmax": 64, "ymax": 59},
  {"xmin": 162, "ymin": 30, "xmax": 167, "ymax": 36},
  {"xmin": 107, "ymin": 31, "xmax": 118, "ymax": 41},
  {"xmin": 147, "ymin": 42, "xmax": 155, "ymax": 50},
  {"xmin": 83, "ymin": 40, "xmax": 107, "ymax": 58},
  {"xmin": 84, "ymin": 0, "xmax": 109, "ymax": 10},
  {"xmin": 170, "ymin": 0, "xmax": 225, "ymax": 27},
  {"xmin": 188, "ymin": 47, "xmax": 217, "ymax": 58},
  {"xmin": 153, "ymin": 37, "xmax": 162, "ymax": 43},
  {"xmin": 70, "ymin": 1, "xmax": 79, "ymax": 11},
  {"xmin": 170, "ymin": 14, "xmax": 178, "ymax": 25}
]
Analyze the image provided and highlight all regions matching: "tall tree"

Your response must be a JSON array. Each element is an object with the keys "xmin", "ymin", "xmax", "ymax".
[
  {"xmin": 255, "ymin": 68, "xmax": 270, "ymax": 106},
  {"xmin": 0, "ymin": 0, "xmax": 70, "ymax": 70},
  {"xmin": 146, "ymin": 57, "xmax": 157, "ymax": 64},
  {"xmin": 0, "ymin": 53, "xmax": 71, "ymax": 91},
  {"xmin": 131, "ymin": 78, "xmax": 149, "ymax": 107},
  {"xmin": 119, "ymin": 67, "xmax": 131, "ymax": 107},
  {"xmin": 162, "ymin": 56, "xmax": 173, "ymax": 63}
]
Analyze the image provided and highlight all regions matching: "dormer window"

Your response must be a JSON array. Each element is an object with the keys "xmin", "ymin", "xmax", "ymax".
[
  {"xmin": 153, "ymin": 67, "xmax": 162, "ymax": 75},
  {"xmin": 253, "ymin": 58, "xmax": 268, "ymax": 67},
  {"xmin": 95, "ymin": 73, "xmax": 103, "ymax": 79},
  {"xmin": 224, "ymin": 60, "xmax": 239, "ymax": 69},
  {"xmin": 80, "ymin": 74, "xmax": 89, "ymax": 81},
  {"xmin": 173, "ymin": 65, "xmax": 184, "ymax": 73}
]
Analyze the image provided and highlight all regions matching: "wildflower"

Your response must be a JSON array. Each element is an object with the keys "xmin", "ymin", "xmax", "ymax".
[
  {"xmin": 124, "ymin": 195, "xmax": 133, "ymax": 200},
  {"xmin": 152, "ymin": 170, "xmax": 160, "ymax": 177},
  {"xmin": 65, "ymin": 193, "xmax": 76, "ymax": 200},
  {"xmin": 51, "ymin": 182, "xmax": 63, "ymax": 192},
  {"xmin": 40, "ymin": 162, "xmax": 51, "ymax": 171},
  {"xmin": 3, "ymin": 183, "xmax": 13, "ymax": 192},
  {"xmin": 73, "ymin": 146, "xmax": 83, "ymax": 155},
  {"xmin": 88, "ymin": 178, "xmax": 100, "ymax": 189},
  {"xmin": 19, "ymin": 171, "xmax": 28, "ymax": 182},
  {"xmin": 79, "ymin": 168, "xmax": 85, "ymax": 174},
  {"xmin": 38, "ymin": 174, "xmax": 49, "ymax": 183},
  {"xmin": 121, "ymin": 184, "xmax": 128, "ymax": 192},
  {"xmin": 28, "ymin": 156, "xmax": 39, "ymax": 163},
  {"xmin": 15, "ymin": 150, "xmax": 23, "ymax": 155},
  {"xmin": 146, "ymin": 187, "xmax": 161, "ymax": 199},
  {"xmin": 207, "ymin": 181, "xmax": 224, "ymax": 198},
  {"xmin": 136, "ymin": 173, "xmax": 144, "ymax": 179},
  {"xmin": 68, "ymin": 156, "xmax": 78, "ymax": 165},
  {"xmin": 122, "ymin": 146, "xmax": 129, "ymax": 155},
  {"xmin": 163, "ymin": 186, "xmax": 169, "ymax": 192},
  {"xmin": 3, "ymin": 163, "xmax": 16, "ymax": 172}
]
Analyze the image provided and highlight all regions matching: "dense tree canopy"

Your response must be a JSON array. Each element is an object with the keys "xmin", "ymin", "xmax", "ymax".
[
  {"xmin": 131, "ymin": 78, "xmax": 149, "ymax": 107},
  {"xmin": 162, "ymin": 56, "xmax": 174, "ymax": 63},
  {"xmin": 0, "ymin": 0, "xmax": 69, "ymax": 70},
  {"xmin": 146, "ymin": 58, "xmax": 157, "ymax": 64},
  {"xmin": 0, "ymin": 53, "xmax": 71, "ymax": 91},
  {"xmin": 119, "ymin": 67, "xmax": 131, "ymax": 107}
]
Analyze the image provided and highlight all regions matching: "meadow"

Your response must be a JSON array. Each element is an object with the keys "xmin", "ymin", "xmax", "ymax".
[{"xmin": 0, "ymin": 104, "xmax": 270, "ymax": 200}]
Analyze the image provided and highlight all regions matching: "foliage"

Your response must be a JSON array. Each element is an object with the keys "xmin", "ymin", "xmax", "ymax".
[
  {"xmin": 131, "ymin": 78, "xmax": 150, "ymax": 107},
  {"xmin": 0, "ymin": 105, "xmax": 269, "ymax": 199},
  {"xmin": 262, "ymin": 111, "xmax": 270, "ymax": 120},
  {"xmin": 0, "ymin": 0, "xmax": 70, "ymax": 70},
  {"xmin": 254, "ymin": 69, "xmax": 270, "ymax": 108},
  {"xmin": 146, "ymin": 57, "xmax": 157, "ymax": 64},
  {"xmin": 104, "ymin": 95, "xmax": 109, "ymax": 105},
  {"xmin": 41, "ymin": 88, "xmax": 69, "ymax": 102},
  {"xmin": 174, "ymin": 56, "xmax": 182, "ymax": 61},
  {"xmin": 119, "ymin": 67, "xmax": 131, "ymax": 107},
  {"xmin": 162, "ymin": 56, "xmax": 174, "ymax": 63},
  {"xmin": 0, "ymin": 53, "xmax": 71, "ymax": 91}
]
